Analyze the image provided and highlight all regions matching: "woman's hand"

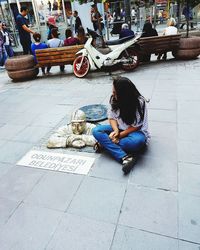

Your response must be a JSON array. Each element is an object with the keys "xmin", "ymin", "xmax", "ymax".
[
  {"xmin": 109, "ymin": 130, "xmax": 119, "ymax": 139},
  {"xmin": 111, "ymin": 137, "xmax": 119, "ymax": 144},
  {"xmin": 109, "ymin": 130, "xmax": 119, "ymax": 144}
]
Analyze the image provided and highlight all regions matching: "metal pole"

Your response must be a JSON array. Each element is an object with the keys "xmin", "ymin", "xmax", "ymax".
[
  {"xmin": 62, "ymin": 0, "xmax": 67, "ymax": 24},
  {"xmin": 124, "ymin": 0, "xmax": 131, "ymax": 28},
  {"xmin": 7, "ymin": 0, "xmax": 19, "ymax": 46},
  {"xmin": 153, "ymin": 0, "xmax": 157, "ymax": 28},
  {"xmin": 32, "ymin": 0, "xmax": 40, "ymax": 32},
  {"xmin": 15, "ymin": 0, "xmax": 21, "ymax": 13}
]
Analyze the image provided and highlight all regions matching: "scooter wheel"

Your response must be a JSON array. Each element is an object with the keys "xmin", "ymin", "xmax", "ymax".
[
  {"xmin": 121, "ymin": 50, "xmax": 139, "ymax": 71},
  {"xmin": 73, "ymin": 55, "xmax": 90, "ymax": 78}
]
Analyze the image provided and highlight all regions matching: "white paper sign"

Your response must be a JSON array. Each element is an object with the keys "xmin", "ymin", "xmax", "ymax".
[{"xmin": 17, "ymin": 150, "xmax": 95, "ymax": 175}]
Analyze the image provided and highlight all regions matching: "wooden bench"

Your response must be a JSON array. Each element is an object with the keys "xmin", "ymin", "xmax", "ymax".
[
  {"xmin": 35, "ymin": 44, "xmax": 84, "ymax": 68},
  {"xmin": 134, "ymin": 34, "xmax": 181, "ymax": 60}
]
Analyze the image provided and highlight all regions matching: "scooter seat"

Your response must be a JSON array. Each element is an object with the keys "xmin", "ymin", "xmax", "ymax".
[{"xmin": 105, "ymin": 35, "xmax": 135, "ymax": 46}]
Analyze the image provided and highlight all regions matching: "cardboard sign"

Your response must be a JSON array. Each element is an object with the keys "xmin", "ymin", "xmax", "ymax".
[{"xmin": 17, "ymin": 150, "xmax": 95, "ymax": 175}]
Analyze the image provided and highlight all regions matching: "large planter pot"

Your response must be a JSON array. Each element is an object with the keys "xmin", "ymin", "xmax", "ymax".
[
  {"xmin": 173, "ymin": 37, "xmax": 200, "ymax": 60},
  {"xmin": 5, "ymin": 55, "xmax": 38, "ymax": 81}
]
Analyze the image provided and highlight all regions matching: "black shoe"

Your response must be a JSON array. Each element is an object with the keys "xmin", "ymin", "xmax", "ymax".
[
  {"xmin": 122, "ymin": 155, "xmax": 137, "ymax": 175},
  {"xmin": 60, "ymin": 65, "xmax": 65, "ymax": 72}
]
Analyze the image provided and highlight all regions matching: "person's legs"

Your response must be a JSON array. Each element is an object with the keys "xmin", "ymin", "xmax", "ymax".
[
  {"xmin": 92, "ymin": 125, "xmax": 127, "ymax": 162},
  {"xmin": 60, "ymin": 65, "xmax": 65, "ymax": 72},
  {"xmin": 47, "ymin": 66, "xmax": 51, "ymax": 73},
  {"xmin": 0, "ymin": 53, "xmax": 3, "ymax": 66},
  {"xmin": 118, "ymin": 131, "xmax": 146, "ymax": 154},
  {"xmin": 21, "ymin": 39, "xmax": 32, "ymax": 55},
  {"xmin": 157, "ymin": 53, "xmax": 162, "ymax": 60},
  {"xmin": 21, "ymin": 41, "xmax": 29, "ymax": 55},
  {"xmin": 180, "ymin": 23, "xmax": 185, "ymax": 29},
  {"xmin": 119, "ymin": 131, "xmax": 146, "ymax": 174},
  {"xmin": 162, "ymin": 52, "xmax": 167, "ymax": 60},
  {"xmin": 41, "ymin": 67, "xmax": 46, "ymax": 74},
  {"xmin": 0, "ymin": 52, "xmax": 7, "ymax": 66},
  {"xmin": 5, "ymin": 45, "xmax": 14, "ymax": 57}
]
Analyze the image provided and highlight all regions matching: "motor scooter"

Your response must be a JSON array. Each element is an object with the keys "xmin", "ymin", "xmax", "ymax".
[{"xmin": 73, "ymin": 28, "xmax": 140, "ymax": 78}]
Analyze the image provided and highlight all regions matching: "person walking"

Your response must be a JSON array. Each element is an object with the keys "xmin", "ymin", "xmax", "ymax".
[
  {"xmin": 0, "ymin": 22, "xmax": 7, "ymax": 69},
  {"xmin": 90, "ymin": 4, "xmax": 103, "ymax": 33},
  {"xmin": 73, "ymin": 10, "xmax": 82, "ymax": 34},
  {"xmin": 92, "ymin": 76, "xmax": 150, "ymax": 175},
  {"xmin": 180, "ymin": 5, "xmax": 194, "ymax": 30},
  {"xmin": 16, "ymin": 6, "xmax": 35, "ymax": 54},
  {"xmin": 1, "ymin": 22, "xmax": 14, "ymax": 57},
  {"xmin": 31, "ymin": 33, "xmax": 48, "ymax": 75}
]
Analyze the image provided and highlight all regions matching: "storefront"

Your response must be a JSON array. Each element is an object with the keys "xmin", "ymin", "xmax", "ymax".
[
  {"xmin": 0, "ymin": 0, "xmax": 74, "ymax": 45},
  {"xmin": 0, "ymin": 0, "xmax": 105, "ymax": 47}
]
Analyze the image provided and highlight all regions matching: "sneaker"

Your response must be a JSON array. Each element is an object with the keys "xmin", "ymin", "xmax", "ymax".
[
  {"xmin": 122, "ymin": 155, "xmax": 137, "ymax": 175},
  {"xmin": 93, "ymin": 142, "xmax": 103, "ymax": 153}
]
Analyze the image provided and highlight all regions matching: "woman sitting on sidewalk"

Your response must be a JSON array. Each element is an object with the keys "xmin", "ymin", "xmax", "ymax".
[{"xmin": 92, "ymin": 76, "xmax": 150, "ymax": 175}]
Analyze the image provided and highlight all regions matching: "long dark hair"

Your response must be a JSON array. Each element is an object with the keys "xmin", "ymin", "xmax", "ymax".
[{"xmin": 110, "ymin": 76, "xmax": 145, "ymax": 125}]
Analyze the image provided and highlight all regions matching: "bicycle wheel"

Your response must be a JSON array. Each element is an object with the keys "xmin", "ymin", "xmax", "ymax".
[{"xmin": 73, "ymin": 55, "xmax": 90, "ymax": 78}]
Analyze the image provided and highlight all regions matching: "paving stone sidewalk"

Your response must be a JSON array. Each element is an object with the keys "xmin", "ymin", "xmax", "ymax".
[{"xmin": 0, "ymin": 57, "xmax": 200, "ymax": 250}]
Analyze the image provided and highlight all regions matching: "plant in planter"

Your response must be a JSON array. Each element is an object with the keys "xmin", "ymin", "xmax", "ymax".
[{"xmin": 174, "ymin": 0, "xmax": 200, "ymax": 59}]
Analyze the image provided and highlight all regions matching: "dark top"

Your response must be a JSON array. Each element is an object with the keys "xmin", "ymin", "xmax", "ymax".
[
  {"xmin": 47, "ymin": 24, "xmax": 58, "ymax": 40},
  {"xmin": 92, "ymin": 11, "xmax": 101, "ymax": 31},
  {"xmin": 141, "ymin": 28, "xmax": 158, "ymax": 38},
  {"xmin": 119, "ymin": 29, "xmax": 135, "ymax": 39},
  {"xmin": 64, "ymin": 37, "xmax": 79, "ymax": 46},
  {"xmin": 182, "ymin": 6, "xmax": 193, "ymax": 19},
  {"xmin": 141, "ymin": 23, "xmax": 158, "ymax": 38},
  {"xmin": 75, "ymin": 16, "xmax": 82, "ymax": 33},
  {"xmin": 31, "ymin": 42, "xmax": 48, "ymax": 62},
  {"xmin": 16, "ymin": 14, "xmax": 31, "ymax": 41}
]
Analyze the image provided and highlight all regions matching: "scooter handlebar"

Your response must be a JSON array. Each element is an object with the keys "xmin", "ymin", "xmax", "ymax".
[{"xmin": 86, "ymin": 28, "xmax": 101, "ymax": 39}]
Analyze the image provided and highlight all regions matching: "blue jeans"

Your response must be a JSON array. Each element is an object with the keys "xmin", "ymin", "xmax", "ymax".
[
  {"xmin": 92, "ymin": 125, "xmax": 146, "ymax": 162},
  {"xmin": 0, "ymin": 52, "xmax": 7, "ymax": 66},
  {"xmin": 5, "ymin": 45, "xmax": 14, "ymax": 57}
]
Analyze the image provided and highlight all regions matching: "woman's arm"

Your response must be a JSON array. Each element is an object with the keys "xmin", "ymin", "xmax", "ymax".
[
  {"xmin": 119, "ymin": 126, "xmax": 141, "ymax": 139},
  {"xmin": 108, "ymin": 118, "xmax": 119, "ymax": 139},
  {"xmin": 109, "ymin": 118, "xmax": 119, "ymax": 133},
  {"xmin": 22, "ymin": 24, "xmax": 35, "ymax": 34}
]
